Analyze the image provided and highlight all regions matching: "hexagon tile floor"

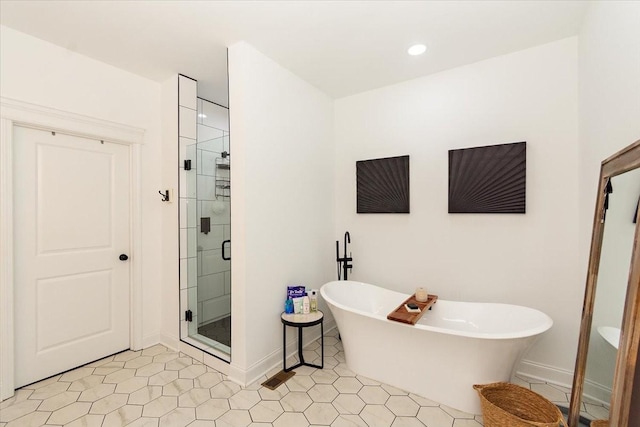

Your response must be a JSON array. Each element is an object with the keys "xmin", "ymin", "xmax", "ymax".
[{"xmin": 0, "ymin": 327, "xmax": 608, "ymax": 427}]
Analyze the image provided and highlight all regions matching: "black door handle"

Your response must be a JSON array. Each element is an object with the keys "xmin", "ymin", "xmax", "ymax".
[
  {"xmin": 119, "ymin": 254, "xmax": 129, "ymax": 261},
  {"xmin": 222, "ymin": 240, "xmax": 231, "ymax": 261}
]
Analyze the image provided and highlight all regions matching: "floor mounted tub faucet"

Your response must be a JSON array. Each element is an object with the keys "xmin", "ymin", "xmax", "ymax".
[{"xmin": 336, "ymin": 231, "xmax": 353, "ymax": 280}]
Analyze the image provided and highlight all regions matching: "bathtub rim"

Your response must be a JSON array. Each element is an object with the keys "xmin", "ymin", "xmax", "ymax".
[{"xmin": 320, "ymin": 280, "xmax": 553, "ymax": 340}]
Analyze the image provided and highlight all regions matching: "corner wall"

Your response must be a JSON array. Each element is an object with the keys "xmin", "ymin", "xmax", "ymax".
[
  {"xmin": 334, "ymin": 37, "xmax": 581, "ymax": 381},
  {"xmin": 228, "ymin": 42, "xmax": 335, "ymax": 383}
]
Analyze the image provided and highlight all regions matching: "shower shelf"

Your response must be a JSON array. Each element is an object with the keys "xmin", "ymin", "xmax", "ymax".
[
  {"xmin": 216, "ymin": 179, "xmax": 230, "ymax": 198},
  {"xmin": 215, "ymin": 154, "xmax": 230, "ymax": 199},
  {"xmin": 216, "ymin": 157, "xmax": 230, "ymax": 170}
]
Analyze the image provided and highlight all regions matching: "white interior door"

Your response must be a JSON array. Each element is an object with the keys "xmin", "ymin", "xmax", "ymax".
[{"xmin": 13, "ymin": 126, "xmax": 131, "ymax": 387}]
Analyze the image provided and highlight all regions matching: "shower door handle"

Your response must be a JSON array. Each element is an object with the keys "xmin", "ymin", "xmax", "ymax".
[{"xmin": 222, "ymin": 240, "xmax": 231, "ymax": 261}]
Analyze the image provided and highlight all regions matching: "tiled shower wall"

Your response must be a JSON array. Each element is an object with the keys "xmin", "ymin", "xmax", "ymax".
[{"xmin": 196, "ymin": 98, "xmax": 231, "ymax": 326}]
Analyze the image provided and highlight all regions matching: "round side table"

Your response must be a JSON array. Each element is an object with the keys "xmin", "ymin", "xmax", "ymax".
[{"xmin": 281, "ymin": 311, "xmax": 324, "ymax": 372}]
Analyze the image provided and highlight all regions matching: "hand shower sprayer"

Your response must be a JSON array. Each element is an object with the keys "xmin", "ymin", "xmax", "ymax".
[{"xmin": 336, "ymin": 231, "xmax": 353, "ymax": 280}]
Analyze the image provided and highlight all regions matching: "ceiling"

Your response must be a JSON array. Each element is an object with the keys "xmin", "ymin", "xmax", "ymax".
[{"xmin": 0, "ymin": 1, "xmax": 589, "ymax": 105}]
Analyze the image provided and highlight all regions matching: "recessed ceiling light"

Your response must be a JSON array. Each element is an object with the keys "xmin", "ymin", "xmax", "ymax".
[
  {"xmin": 408, "ymin": 44, "xmax": 427, "ymax": 56},
  {"xmin": 198, "ymin": 113, "xmax": 207, "ymax": 118}
]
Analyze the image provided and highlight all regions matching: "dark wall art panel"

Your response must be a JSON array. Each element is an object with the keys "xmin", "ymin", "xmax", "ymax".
[
  {"xmin": 357, "ymin": 155, "xmax": 410, "ymax": 213},
  {"xmin": 449, "ymin": 142, "xmax": 526, "ymax": 214}
]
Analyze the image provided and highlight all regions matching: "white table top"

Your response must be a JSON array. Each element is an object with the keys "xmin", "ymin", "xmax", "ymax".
[{"xmin": 281, "ymin": 311, "xmax": 323, "ymax": 324}]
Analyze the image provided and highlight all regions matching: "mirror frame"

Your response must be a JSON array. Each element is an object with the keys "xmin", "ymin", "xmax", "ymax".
[{"xmin": 569, "ymin": 139, "xmax": 640, "ymax": 426}]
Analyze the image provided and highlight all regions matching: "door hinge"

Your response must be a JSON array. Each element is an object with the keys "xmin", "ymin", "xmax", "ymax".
[{"xmin": 185, "ymin": 310, "xmax": 193, "ymax": 322}]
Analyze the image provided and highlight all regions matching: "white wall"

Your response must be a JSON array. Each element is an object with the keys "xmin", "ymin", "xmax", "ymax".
[
  {"xmin": 228, "ymin": 42, "xmax": 335, "ymax": 383},
  {"xmin": 334, "ymin": 38, "xmax": 581, "ymax": 379},
  {"xmin": 0, "ymin": 25, "xmax": 164, "ymax": 346},
  {"xmin": 578, "ymin": 1, "xmax": 640, "ymax": 274}
]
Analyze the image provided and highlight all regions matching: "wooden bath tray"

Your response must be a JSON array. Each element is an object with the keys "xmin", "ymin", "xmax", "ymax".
[{"xmin": 387, "ymin": 294, "xmax": 438, "ymax": 325}]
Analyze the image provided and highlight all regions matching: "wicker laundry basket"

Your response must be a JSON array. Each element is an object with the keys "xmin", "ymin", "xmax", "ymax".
[
  {"xmin": 590, "ymin": 421, "xmax": 608, "ymax": 427},
  {"xmin": 474, "ymin": 382, "xmax": 568, "ymax": 427}
]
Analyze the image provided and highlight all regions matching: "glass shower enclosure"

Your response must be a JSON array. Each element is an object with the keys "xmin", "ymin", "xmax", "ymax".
[{"xmin": 182, "ymin": 97, "xmax": 231, "ymax": 360}]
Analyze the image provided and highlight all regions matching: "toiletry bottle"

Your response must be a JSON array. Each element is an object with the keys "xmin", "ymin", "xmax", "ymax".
[
  {"xmin": 310, "ymin": 290, "xmax": 318, "ymax": 312},
  {"xmin": 293, "ymin": 297, "xmax": 303, "ymax": 314},
  {"xmin": 302, "ymin": 296, "xmax": 310, "ymax": 314},
  {"xmin": 285, "ymin": 299, "xmax": 294, "ymax": 314}
]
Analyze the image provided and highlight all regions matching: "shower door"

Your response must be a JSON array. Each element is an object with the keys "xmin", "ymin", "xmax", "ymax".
[{"xmin": 185, "ymin": 98, "xmax": 231, "ymax": 356}]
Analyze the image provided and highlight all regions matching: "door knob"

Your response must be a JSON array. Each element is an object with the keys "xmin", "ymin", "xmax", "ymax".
[{"xmin": 119, "ymin": 254, "xmax": 129, "ymax": 261}]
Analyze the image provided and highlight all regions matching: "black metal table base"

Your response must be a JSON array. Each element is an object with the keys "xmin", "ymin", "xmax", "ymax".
[{"xmin": 282, "ymin": 316, "xmax": 324, "ymax": 372}]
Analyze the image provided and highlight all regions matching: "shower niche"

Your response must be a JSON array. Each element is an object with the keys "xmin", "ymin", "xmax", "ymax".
[{"xmin": 179, "ymin": 75, "xmax": 231, "ymax": 361}]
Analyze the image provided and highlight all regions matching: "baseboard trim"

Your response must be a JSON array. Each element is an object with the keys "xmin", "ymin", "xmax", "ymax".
[
  {"xmin": 141, "ymin": 333, "xmax": 163, "ymax": 350},
  {"xmin": 583, "ymin": 378, "xmax": 612, "ymax": 407},
  {"xmin": 160, "ymin": 321, "xmax": 338, "ymax": 388},
  {"xmin": 227, "ymin": 319, "xmax": 337, "ymax": 387},
  {"xmin": 516, "ymin": 359, "xmax": 574, "ymax": 390},
  {"xmin": 160, "ymin": 334, "xmax": 180, "ymax": 352},
  {"xmin": 516, "ymin": 359, "xmax": 611, "ymax": 407}
]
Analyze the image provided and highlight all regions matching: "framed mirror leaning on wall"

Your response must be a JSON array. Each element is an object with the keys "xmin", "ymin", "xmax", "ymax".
[{"xmin": 569, "ymin": 140, "xmax": 640, "ymax": 427}]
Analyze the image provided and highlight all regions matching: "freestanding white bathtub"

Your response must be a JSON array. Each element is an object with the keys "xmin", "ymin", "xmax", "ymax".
[{"xmin": 320, "ymin": 280, "xmax": 553, "ymax": 414}]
